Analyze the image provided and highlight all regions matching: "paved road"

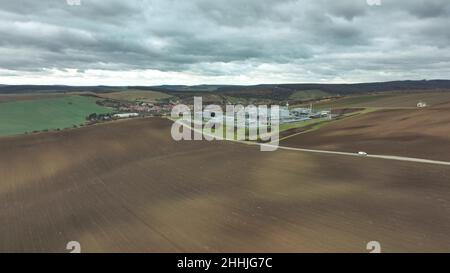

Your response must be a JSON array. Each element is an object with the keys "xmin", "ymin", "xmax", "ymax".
[
  {"xmin": 178, "ymin": 120, "xmax": 450, "ymax": 167},
  {"xmin": 261, "ymin": 144, "xmax": 450, "ymax": 167}
]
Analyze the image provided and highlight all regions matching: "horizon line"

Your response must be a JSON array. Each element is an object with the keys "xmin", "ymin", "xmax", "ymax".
[{"xmin": 1, "ymin": 79, "xmax": 449, "ymax": 88}]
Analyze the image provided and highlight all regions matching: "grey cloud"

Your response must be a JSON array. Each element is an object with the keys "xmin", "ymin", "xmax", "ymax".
[
  {"xmin": 404, "ymin": 0, "xmax": 450, "ymax": 18},
  {"xmin": 322, "ymin": 0, "xmax": 368, "ymax": 21},
  {"xmin": 0, "ymin": 0, "xmax": 449, "ymax": 83}
]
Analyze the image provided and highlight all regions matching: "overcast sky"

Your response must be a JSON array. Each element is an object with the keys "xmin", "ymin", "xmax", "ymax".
[{"xmin": 0, "ymin": 0, "xmax": 449, "ymax": 85}]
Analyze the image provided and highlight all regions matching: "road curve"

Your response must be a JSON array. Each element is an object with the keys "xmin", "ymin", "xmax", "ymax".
[
  {"xmin": 177, "ymin": 119, "xmax": 450, "ymax": 167},
  {"xmin": 261, "ymin": 144, "xmax": 450, "ymax": 166}
]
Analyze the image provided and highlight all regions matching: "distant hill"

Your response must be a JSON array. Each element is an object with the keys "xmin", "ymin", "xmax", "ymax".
[
  {"xmin": 145, "ymin": 79, "xmax": 450, "ymax": 91},
  {"xmin": 215, "ymin": 80, "xmax": 450, "ymax": 99},
  {"xmin": 0, "ymin": 85, "xmax": 126, "ymax": 94},
  {"xmin": 1, "ymin": 80, "xmax": 450, "ymax": 101},
  {"xmin": 149, "ymin": 80, "xmax": 450, "ymax": 100}
]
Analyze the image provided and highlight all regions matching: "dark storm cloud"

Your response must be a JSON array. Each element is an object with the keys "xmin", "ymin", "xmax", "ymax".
[
  {"xmin": 403, "ymin": 0, "xmax": 450, "ymax": 18},
  {"xmin": 0, "ymin": 0, "xmax": 449, "ymax": 83}
]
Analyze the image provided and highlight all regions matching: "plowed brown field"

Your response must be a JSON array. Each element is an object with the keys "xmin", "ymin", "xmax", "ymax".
[
  {"xmin": 1, "ymin": 118, "xmax": 450, "ymax": 252},
  {"xmin": 282, "ymin": 104, "xmax": 450, "ymax": 161}
]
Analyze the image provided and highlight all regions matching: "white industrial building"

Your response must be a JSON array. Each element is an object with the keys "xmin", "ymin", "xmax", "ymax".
[
  {"xmin": 114, "ymin": 113, "xmax": 139, "ymax": 119},
  {"xmin": 196, "ymin": 102, "xmax": 331, "ymax": 128}
]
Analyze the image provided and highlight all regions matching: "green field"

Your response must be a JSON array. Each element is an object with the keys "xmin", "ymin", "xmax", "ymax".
[
  {"xmin": 279, "ymin": 118, "xmax": 328, "ymax": 132},
  {"xmin": 99, "ymin": 90, "xmax": 172, "ymax": 102},
  {"xmin": 0, "ymin": 96, "xmax": 112, "ymax": 136},
  {"xmin": 289, "ymin": 90, "xmax": 331, "ymax": 101}
]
